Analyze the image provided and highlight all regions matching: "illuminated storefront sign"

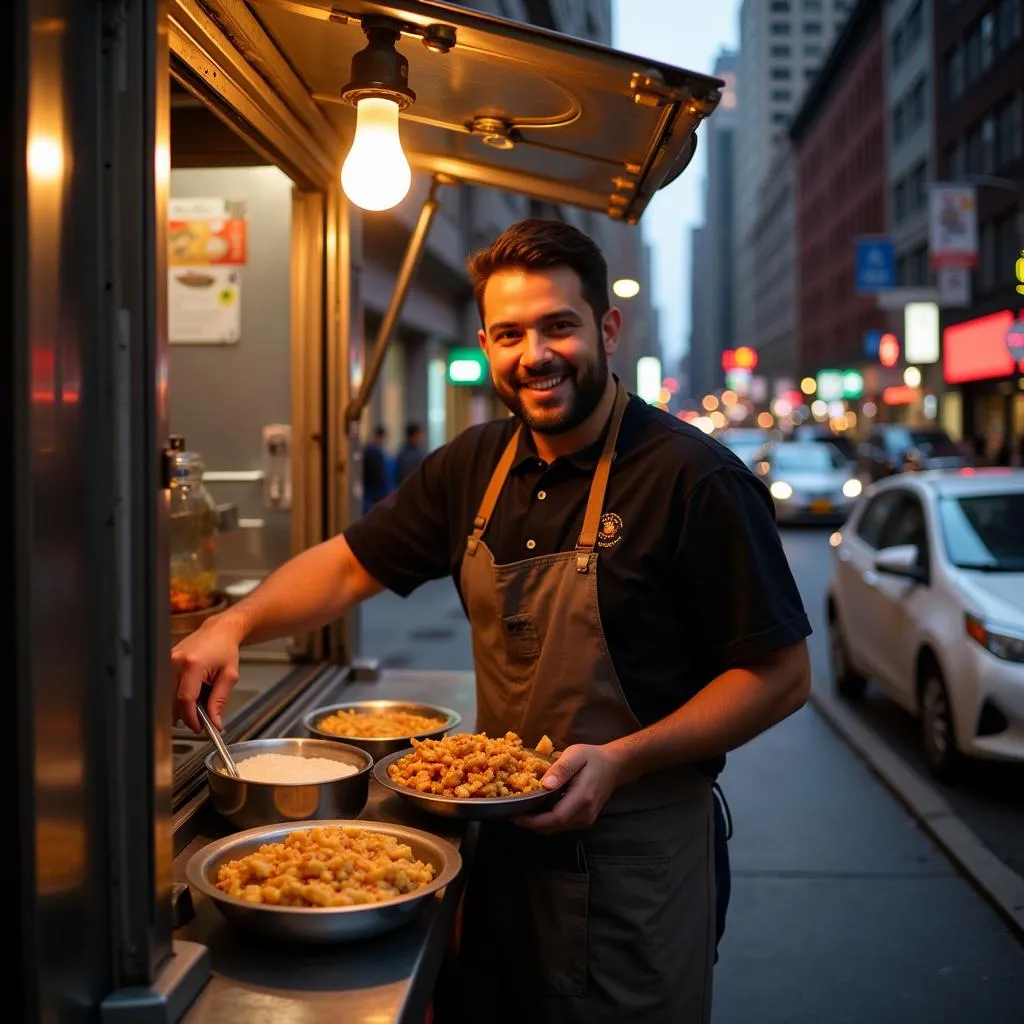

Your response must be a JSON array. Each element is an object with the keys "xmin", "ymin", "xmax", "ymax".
[
  {"xmin": 943, "ymin": 310, "xmax": 1021, "ymax": 384},
  {"xmin": 446, "ymin": 347, "xmax": 488, "ymax": 386},
  {"xmin": 904, "ymin": 301, "xmax": 939, "ymax": 364},
  {"xmin": 878, "ymin": 333, "xmax": 900, "ymax": 368},
  {"xmin": 816, "ymin": 369, "xmax": 864, "ymax": 401}
]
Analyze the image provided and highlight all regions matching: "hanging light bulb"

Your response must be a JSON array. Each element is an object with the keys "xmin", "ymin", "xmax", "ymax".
[
  {"xmin": 340, "ymin": 18, "xmax": 416, "ymax": 212},
  {"xmin": 342, "ymin": 97, "xmax": 411, "ymax": 211}
]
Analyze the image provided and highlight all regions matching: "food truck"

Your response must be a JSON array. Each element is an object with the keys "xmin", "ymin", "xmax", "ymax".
[{"xmin": 12, "ymin": 1, "xmax": 721, "ymax": 1019}]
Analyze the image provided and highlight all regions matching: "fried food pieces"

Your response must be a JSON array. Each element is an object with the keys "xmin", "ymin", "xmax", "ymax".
[
  {"xmin": 318, "ymin": 708, "xmax": 446, "ymax": 738},
  {"xmin": 386, "ymin": 731, "xmax": 554, "ymax": 799},
  {"xmin": 214, "ymin": 825, "xmax": 436, "ymax": 907}
]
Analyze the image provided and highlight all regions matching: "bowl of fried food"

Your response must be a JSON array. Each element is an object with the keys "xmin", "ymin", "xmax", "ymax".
[
  {"xmin": 302, "ymin": 700, "xmax": 462, "ymax": 759},
  {"xmin": 372, "ymin": 731, "xmax": 562, "ymax": 820},
  {"xmin": 186, "ymin": 820, "xmax": 462, "ymax": 943}
]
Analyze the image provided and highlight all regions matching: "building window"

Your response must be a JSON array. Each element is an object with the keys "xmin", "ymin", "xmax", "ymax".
[
  {"xmin": 804, "ymin": 42, "xmax": 822, "ymax": 57},
  {"xmin": 805, "ymin": 66, "xmax": 817, "ymax": 80},
  {"xmin": 771, "ymin": 44, "xmax": 792, "ymax": 57},
  {"xmin": 893, "ymin": 103, "xmax": 905, "ymax": 145},
  {"xmin": 965, "ymin": 25, "xmax": 982, "ymax": 85},
  {"xmin": 945, "ymin": 46, "xmax": 964, "ymax": 104},
  {"xmin": 965, "ymin": 123, "xmax": 984, "ymax": 174},
  {"xmin": 906, "ymin": 1, "xmax": 924, "ymax": 46},
  {"xmin": 997, "ymin": 92, "xmax": 1023, "ymax": 166},
  {"xmin": 804, "ymin": 0, "xmax": 822, "ymax": 9},
  {"xmin": 771, "ymin": 0, "xmax": 791, "ymax": 10},
  {"xmin": 771, "ymin": 66, "xmax": 793, "ymax": 79},
  {"xmin": 772, "ymin": 88, "xmax": 793, "ymax": 102},
  {"xmin": 980, "ymin": 12, "xmax": 996, "ymax": 70},
  {"xmin": 803, "ymin": 21, "xmax": 823, "ymax": 34},
  {"xmin": 771, "ymin": 21, "xmax": 792, "ymax": 35},
  {"xmin": 891, "ymin": 26, "xmax": 905, "ymax": 68},
  {"xmin": 894, "ymin": 179, "xmax": 907, "ymax": 222},
  {"xmin": 772, "ymin": 111, "xmax": 789, "ymax": 126},
  {"xmin": 997, "ymin": 0, "xmax": 1022, "ymax": 53},
  {"xmin": 909, "ymin": 161, "xmax": 928, "ymax": 213},
  {"xmin": 981, "ymin": 114, "xmax": 997, "ymax": 173}
]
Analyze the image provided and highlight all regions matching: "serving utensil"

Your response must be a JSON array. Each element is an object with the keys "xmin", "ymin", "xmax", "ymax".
[{"xmin": 197, "ymin": 704, "xmax": 239, "ymax": 779}]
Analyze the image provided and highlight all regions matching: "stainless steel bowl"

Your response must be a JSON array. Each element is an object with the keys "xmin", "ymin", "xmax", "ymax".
[
  {"xmin": 186, "ymin": 819, "xmax": 463, "ymax": 944},
  {"xmin": 302, "ymin": 700, "xmax": 462, "ymax": 759},
  {"xmin": 206, "ymin": 737, "xmax": 372, "ymax": 830},
  {"xmin": 373, "ymin": 747, "xmax": 563, "ymax": 820}
]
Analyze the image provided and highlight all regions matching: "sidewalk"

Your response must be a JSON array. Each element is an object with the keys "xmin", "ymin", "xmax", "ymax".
[{"xmin": 360, "ymin": 580, "xmax": 1024, "ymax": 1023}]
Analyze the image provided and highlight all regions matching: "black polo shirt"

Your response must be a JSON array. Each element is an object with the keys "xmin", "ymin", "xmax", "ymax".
[{"xmin": 345, "ymin": 392, "xmax": 811, "ymax": 777}]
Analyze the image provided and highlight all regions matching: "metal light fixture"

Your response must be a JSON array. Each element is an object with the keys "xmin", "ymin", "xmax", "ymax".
[{"xmin": 340, "ymin": 17, "xmax": 415, "ymax": 211}]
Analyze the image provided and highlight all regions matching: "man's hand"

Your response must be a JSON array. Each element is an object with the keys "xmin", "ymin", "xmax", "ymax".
[
  {"xmin": 171, "ymin": 612, "xmax": 246, "ymax": 734},
  {"xmin": 515, "ymin": 743, "xmax": 623, "ymax": 834}
]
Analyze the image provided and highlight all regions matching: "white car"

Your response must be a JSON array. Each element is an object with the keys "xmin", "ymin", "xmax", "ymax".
[
  {"xmin": 753, "ymin": 441, "xmax": 863, "ymax": 525},
  {"xmin": 826, "ymin": 468, "xmax": 1024, "ymax": 780}
]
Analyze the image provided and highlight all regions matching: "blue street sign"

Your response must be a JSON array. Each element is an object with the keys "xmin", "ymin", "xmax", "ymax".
[
  {"xmin": 855, "ymin": 237, "xmax": 895, "ymax": 293},
  {"xmin": 864, "ymin": 329, "xmax": 883, "ymax": 358}
]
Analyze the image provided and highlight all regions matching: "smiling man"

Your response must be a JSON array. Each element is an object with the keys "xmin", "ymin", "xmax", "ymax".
[{"xmin": 171, "ymin": 219, "xmax": 812, "ymax": 1024}]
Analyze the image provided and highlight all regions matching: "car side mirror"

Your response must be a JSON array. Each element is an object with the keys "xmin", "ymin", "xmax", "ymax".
[{"xmin": 874, "ymin": 544, "xmax": 927, "ymax": 582}]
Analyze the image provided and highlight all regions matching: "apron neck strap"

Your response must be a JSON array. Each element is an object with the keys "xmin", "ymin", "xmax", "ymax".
[
  {"xmin": 466, "ymin": 425, "xmax": 521, "ymax": 555},
  {"xmin": 576, "ymin": 380, "xmax": 628, "ymax": 570},
  {"xmin": 466, "ymin": 380, "xmax": 629, "ymax": 561}
]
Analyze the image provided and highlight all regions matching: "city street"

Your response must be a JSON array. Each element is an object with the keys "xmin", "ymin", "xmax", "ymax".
[{"xmin": 360, "ymin": 525, "xmax": 1024, "ymax": 1023}]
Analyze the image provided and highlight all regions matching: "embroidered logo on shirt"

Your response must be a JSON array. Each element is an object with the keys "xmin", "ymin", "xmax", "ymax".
[{"xmin": 597, "ymin": 512, "xmax": 623, "ymax": 548}]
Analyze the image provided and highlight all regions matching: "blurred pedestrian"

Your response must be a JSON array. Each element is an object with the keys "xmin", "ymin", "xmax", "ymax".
[
  {"xmin": 362, "ymin": 425, "xmax": 392, "ymax": 513},
  {"xmin": 395, "ymin": 422, "xmax": 426, "ymax": 486}
]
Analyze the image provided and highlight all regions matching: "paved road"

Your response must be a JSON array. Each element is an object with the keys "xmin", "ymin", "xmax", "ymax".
[{"xmin": 780, "ymin": 524, "xmax": 1024, "ymax": 881}]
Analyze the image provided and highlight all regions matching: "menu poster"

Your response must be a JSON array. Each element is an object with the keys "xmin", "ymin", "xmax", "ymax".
[{"xmin": 168, "ymin": 198, "xmax": 246, "ymax": 345}]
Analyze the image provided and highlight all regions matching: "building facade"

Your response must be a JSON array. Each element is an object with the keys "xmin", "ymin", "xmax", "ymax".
[
  {"xmin": 732, "ymin": 0, "xmax": 854, "ymax": 361},
  {"xmin": 688, "ymin": 50, "xmax": 737, "ymax": 401},
  {"xmin": 791, "ymin": 0, "xmax": 888, "ymax": 381},
  {"xmin": 933, "ymin": 0, "xmax": 1023, "ymax": 458}
]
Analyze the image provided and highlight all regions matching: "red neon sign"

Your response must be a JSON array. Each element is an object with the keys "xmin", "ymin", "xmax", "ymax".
[
  {"xmin": 943, "ymin": 310, "xmax": 1021, "ymax": 384},
  {"xmin": 882, "ymin": 385, "xmax": 920, "ymax": 406},
  {"xmin": 878, "ymin": 333, "xmax": 900, "ymax": 368},
  {"xmin": 722, "ymin": 346, "xmax": 759, "ymax": 372}
]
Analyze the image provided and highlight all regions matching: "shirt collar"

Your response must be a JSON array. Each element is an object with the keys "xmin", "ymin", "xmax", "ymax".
[{"xmin": 510, "ymin": 384, "xmax": 635, "ymax": 475}]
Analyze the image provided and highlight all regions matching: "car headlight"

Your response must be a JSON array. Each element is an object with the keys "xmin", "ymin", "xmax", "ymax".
[
  {"xmin": 965, "ymin": 614, "xmax": 1024, "ymax": 663},
  {"xmin": 770, "ymin": 481, "xmax": 793, "ymax": 500},
  {"xmin": 842, "ymin": 478, "xmax": 862, "ymax": 498}
]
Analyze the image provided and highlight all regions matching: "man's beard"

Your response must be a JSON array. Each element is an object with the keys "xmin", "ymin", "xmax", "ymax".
[{"xmin": 494, "ymin": 349, "xmax": 609, "ymax": 435}]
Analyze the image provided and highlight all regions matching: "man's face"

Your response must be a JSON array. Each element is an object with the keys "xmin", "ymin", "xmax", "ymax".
[{"xmin": 478, "ymin": 266, "xmax": 620, "ymax": 434}]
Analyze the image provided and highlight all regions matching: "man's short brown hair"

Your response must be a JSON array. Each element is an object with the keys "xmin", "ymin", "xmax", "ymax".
[{"xmin": 468, "ymin": 218, "xmax": 610, "ymax": 327}]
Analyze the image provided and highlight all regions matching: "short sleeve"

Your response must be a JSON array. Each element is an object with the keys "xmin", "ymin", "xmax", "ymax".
[
  {"xmin": 674, "ymin": 466, "xmax": 811, "ymax": 667},
  {"xmin": 344, "ymin": 446, "xmax": 452, "ymax": 597}
]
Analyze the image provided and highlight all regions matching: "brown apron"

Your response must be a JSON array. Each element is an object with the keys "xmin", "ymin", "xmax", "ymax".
[{"xmin": 452, "ymin": 382, "xmax": 715, "ymax": 1024}]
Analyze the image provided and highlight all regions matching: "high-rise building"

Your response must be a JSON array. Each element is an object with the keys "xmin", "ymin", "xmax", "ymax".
[
  {"xmin": 688, "ymin": 50, "xmax": 737, "ymax": 402},
  {"xmin": 932, "ymin": 0, "xmax": 1023, "ymax": 457},
  {"xmin": 733, "ymin": 0, "xmax": 853, "ymax": 357}
]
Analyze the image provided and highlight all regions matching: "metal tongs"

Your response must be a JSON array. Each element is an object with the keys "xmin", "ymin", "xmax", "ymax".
[{"xmin": 197, "ymin": 703, "xmax": 240, "ymax": 779}]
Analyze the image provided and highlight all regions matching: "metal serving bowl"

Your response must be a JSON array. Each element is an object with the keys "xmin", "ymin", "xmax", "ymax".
[
  {"xmin": 372, "ymin": 746, "xmax": 563, "ymax": 821},
  {"xmin": 206, "ymin": 737, "xmax": 372, "ymax": 830},
  {"xmin": 302, "ymin": 700, "xmax": 462, "ymax": 759},
  {"xmin": 186, "ymin": 819, "xmax": 463, "ymax": 944}
]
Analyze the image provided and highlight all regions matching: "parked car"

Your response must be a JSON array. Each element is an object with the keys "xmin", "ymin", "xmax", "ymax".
[
  {"xmin": 718, "ymin": 427, "xmax": 770, "ymax": 469},
  {"xmin": 792, "ymin": 424, "xmax": 858, "ymax": 465},
  {"xmin": 753, "ymin": 441, "xmax": 862, "ymax": 524},
  {"xmin": 857, "ymin": 424, "xmax": 968, "ymax": 482},
  {"xmin": 826, "ymin": 469, "xmax": 1024, "ymax": 780}
]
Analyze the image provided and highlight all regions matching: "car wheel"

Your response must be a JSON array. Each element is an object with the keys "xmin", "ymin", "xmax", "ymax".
[
  {"xmin": 920, "ymin": 667, "xmax": 963, "ymax": 783},
  {"xmin": 828, "ymin": 608, "xmax": 866, "ymax": 700}
]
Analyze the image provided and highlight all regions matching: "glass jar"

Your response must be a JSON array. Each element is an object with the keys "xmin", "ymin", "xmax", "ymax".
[{"xmin": 168, "ymin": 438, "xmax": 220, "ymax": 615}]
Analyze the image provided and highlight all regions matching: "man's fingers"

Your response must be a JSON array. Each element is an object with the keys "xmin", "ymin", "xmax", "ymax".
[
  {"xmin": 172, "ymin": 656, "xmax": 207, "ymax": 734},
  {"xmin": 206, "ymin": 665, "xmax": 239, "ymax": 731},
  {"xmin": 540, "ymin": 744, "xmax": 588, "ymax": 790}
]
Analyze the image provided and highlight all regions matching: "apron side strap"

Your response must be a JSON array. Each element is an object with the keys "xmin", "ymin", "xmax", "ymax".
[
  {"xmin": 578, "ymin": 382, "xmax": 629, "ymax": 550},
  {"xmin": 465, "ymin": 425, "xmax": 521, "ymax": 555}
]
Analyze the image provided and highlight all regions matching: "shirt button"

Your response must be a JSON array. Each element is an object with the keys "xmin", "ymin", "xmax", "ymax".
[
  {"xmin": 526, "ymin": 539, "xmax": 536, "ymax": 550},
  {"xmin": 537, "ymin": 490, "xmax": 547, "ymax": 500}
]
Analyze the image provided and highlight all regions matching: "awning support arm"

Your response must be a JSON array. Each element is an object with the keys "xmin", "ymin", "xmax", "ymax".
[{"xmin": 345, "ymin": 173, "xmax": 455, "ymax": 425}]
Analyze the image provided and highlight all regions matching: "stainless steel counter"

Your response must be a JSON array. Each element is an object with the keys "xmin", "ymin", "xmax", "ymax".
[{"xmin": 174, "ymin": 669, "xmax": 478, "ymax": 1024}]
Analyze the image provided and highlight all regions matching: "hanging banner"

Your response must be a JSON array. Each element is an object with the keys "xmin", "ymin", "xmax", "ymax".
[
  {"xmin": 168, "ymin": 197, "xmax": 247, "ymax": 345},
  {"xmin": 928, "ymin": 184, "xmax": 977, "ymax": 269},
  {"xmin": 937, "ymin": 264, "xmax": 971, "ymax": 308}
]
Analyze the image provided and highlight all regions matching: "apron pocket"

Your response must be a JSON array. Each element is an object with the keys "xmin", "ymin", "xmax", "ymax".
[
  {"xmin": 521, "ymin": 865, "xmax": 589, "ymax": 997},
  {"xmin": 585, "ymin": 855, "xmax": 677, "ymax": 1001}
]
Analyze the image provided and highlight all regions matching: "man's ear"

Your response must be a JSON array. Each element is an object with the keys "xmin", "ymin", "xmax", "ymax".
[
  {"xmin": 602, "ymin": 306, "xmax": 622, "ymax": 357},
  {"xmin": 478, "ymin": 327, "xmax": 487, "ymax": 353}
]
